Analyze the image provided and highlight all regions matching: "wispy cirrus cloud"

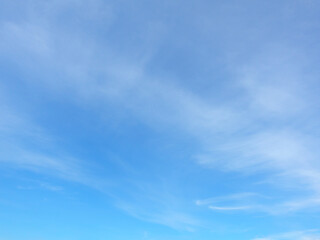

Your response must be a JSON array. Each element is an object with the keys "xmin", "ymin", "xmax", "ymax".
[
  {"xmin": 209, "ymin": 206, "xmax": 251, "ymax": 211},
  {"xmin": 253, "ymin": 230, "xmax": 320, "ymax": 240},
  {"xmin": 195, "ymin": 192, "xmax": 261, "ymax": 206},
  {"xmin": 196, "ymin": 192, "xmax": 267, "ymax": 213},
  {"xmin": 194, "ymin": 47, "xmax": 320, "ymax": 213},
  {"xmin": 2, "ymin": 6, "xmax": 320, "ymax": 221},
  {"xmin": 1, "ymin": 0, "xmax": 320, "ymax": 234},
  {"xmin": 0, "ymin": 92, "xmax": 106, "ymax": 190}
]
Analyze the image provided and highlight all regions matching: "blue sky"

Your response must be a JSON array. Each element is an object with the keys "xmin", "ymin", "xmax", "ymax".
[{"xmin": 1, "ymin": 0, "xmax": 320, "ymax": 239}]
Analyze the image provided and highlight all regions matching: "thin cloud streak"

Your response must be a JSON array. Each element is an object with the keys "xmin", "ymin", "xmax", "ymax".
[
  {"xmin": 209, "ymin": 206, "xmax": 251, "ymax": 211},
  {"xmin": 253, "ymin": 230, "xmax": 320, "ymax": 240}
]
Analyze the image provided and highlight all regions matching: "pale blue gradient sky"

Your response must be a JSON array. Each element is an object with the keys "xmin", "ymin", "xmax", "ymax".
[{"xmin": 1, "ymin": 1, "xmax": 320, "ymax": 239}]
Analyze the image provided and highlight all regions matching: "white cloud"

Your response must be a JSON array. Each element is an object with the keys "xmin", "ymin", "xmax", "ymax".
[
  {"xmin": 253, "ymin": 230, "xmax": 320, "ymax": 240},
  {"xmin": 195, "ymin": 192, "xmax": 261, "ymax": 206},
  {"xmin": 209, "ymin": 205, "xmax": 251, "ymax": 211},
  {"xmin": 239, "ymin": 47, "xmax": 308, "ymax": 116}
]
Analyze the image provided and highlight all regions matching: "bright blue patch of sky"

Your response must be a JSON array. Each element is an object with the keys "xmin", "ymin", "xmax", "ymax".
[{"xmin": 1, "ymin": 0, "xmax": 320, "ymax": 239}]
